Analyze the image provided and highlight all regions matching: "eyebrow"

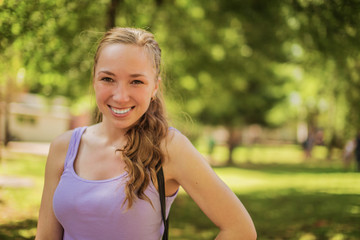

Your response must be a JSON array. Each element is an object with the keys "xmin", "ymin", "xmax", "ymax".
[
  {"xmin": 97, "ymin": 71, "xmax": 145, "ymax": 78},
  {"xmin": 98, "ymin": 70, "xmax": 115, "ymax": 76},
  {"xmin": 129, "ymin": 73, "xmax": 146, "ymax": 78}
]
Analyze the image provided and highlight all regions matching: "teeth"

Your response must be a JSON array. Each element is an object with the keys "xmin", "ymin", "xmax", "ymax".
[{"xmin": 110, "ymin": 106, "xmax": 132, "ymax": 114}]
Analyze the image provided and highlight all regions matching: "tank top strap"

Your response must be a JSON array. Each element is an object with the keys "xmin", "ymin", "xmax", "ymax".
[
  {"xmin": 168, "ymin": 126, "xmax": 181, "ymax": 133},
  {"xmin": 64, "ymin": 127, "xmax": 87, "ymax": 169}
]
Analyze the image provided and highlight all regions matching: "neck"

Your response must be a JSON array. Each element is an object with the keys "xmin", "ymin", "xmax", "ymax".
[{"xmin": 94, "ymin": 120, "xmax": 128, "ymax": 148}]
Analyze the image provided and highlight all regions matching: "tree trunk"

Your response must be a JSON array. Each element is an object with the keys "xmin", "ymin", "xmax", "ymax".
[
  {"xmin": 0, "ymin": 89, "xmax": 2, "ymax": 162},
  {"xmin": 227, "ymin": 142, "xmax": 235, "ymax": 166},
  {"xmin": 148, "ymin": 0, "xmax": 164, "ymax": 30},
  {"xmin": 226, "ymin": 127, "xmax": 240, "ymax": 166},
  {"xmin": 106, "ymin": 0, "xmax": 121, "ymax": 30},
  {"xmin": 4, "ymin": 77, "xmax": 11, "ymax": 146},
  {"xmin": 4, "ymin": 100, "xmax": 10, "ymax": 146}
]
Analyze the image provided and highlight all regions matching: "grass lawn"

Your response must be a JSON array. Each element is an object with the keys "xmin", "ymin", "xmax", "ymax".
[{"xmin": 0, "ymin": 145, "xmax": 359, "ymax": 240}]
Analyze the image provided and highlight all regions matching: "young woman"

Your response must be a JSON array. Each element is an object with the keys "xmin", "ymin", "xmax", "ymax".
[{"xmin": 35, "ymin": 27, "xmax": 256, "ymax": 240}]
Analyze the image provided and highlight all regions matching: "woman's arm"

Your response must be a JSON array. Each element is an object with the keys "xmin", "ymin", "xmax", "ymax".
[
  {"xmin": 163, "ymin": 130, "xmax": 257, "ymax": 240},
  {"xmin": 35, "ymin": 131, "xmax": 72, "ymax": 240}
]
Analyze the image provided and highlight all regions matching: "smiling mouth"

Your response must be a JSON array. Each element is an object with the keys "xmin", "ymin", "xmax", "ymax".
[{"xmin": 109, "ymin": 105, "xmax": 134, "ymax": 115}]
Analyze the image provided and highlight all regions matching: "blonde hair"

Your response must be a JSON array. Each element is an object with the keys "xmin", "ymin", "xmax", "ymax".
[{"xmin": 93, "ymin": 27, "xmax": 168, "ymax": 208}]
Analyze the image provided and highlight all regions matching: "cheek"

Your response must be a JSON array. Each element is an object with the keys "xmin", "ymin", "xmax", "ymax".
[
  {"xmin": 138, "ymin": 94, "xmax": 152, "ymax": 106},
  {"xmin": 94, "ymin": 86, "xmax": 109, "ymax": 103},
  {"xmin": 135, "ymin": 87, "xmax": 153, "ymax": 100}
]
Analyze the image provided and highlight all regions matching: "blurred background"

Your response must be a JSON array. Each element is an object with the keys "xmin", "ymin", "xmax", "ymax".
[{"xmin": 0, "ymin": 0, "xmax": 360, "ymax": 239}]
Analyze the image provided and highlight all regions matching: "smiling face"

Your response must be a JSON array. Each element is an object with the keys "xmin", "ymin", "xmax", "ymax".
[{"xmin": 94, "ymin": 43, "xmax": 159, "ymax": 130}]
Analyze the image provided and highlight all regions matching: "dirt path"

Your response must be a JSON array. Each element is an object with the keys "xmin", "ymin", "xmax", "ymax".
[
  {"xmin": 5, "ymin": 141, "xmax": 50, "ymax": 156},
  {"xmin": 0, "ymin": 141, "xmax": 47, "ymax": 188},
  {"xmin": 0, "ymin": 175, "xmax": 34, "ymax": 188}
]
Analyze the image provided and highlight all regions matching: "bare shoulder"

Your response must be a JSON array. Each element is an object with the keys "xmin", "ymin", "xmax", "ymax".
[
  {"xmin": 47, "ymin": 129, "xmax": 74, "ymax": 170},
  {"xmin": 162, "ymin": 128, "xmax": 206, "ymax": 179},
  {"xmin": 163, "ymin": 128, "xmax": 195, "ymax": 160},
  {"xmin": 161, "ymin": 128, "xmax": 202, "ymax": 193},
  {"xmin": 50, "ymin": 130, "xmax": 73, "ymax": 154}
]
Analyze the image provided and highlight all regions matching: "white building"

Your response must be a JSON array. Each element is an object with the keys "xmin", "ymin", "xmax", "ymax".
[{"xmin": 0, "ymin": 93, "xmax": 71, "ymax": 142}]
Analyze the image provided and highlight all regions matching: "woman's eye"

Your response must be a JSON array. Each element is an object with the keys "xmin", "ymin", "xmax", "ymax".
[
  {"xmin": 131, "ymin": 80, "xmax": 144, "ymax": 85},
  {"xmin": 101, "ymin": 77, "xmax": 113, "ymax": 82}
]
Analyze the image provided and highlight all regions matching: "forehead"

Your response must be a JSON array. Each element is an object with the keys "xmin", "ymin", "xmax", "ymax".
[{"xmin": 95, "ymin": 43, "xmax": 155, "ymax": 74}]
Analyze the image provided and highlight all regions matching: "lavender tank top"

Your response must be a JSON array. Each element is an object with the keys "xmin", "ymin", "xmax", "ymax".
[{"xmin": 53, "ymin": 127, "xmax": 178, "ymax": 240}]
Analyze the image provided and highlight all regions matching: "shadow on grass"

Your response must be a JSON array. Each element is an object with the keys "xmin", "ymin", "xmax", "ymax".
[
  {"xmin": 243, "ymin": 190, "xmax": 360, "ymax": 240},
  {"xmin": 170, "ymin": 190, "xmax": 360, "ymax": 240},
  {"xmin": 0, "ymin": 219, "xmax": 37, "ymax": 240},
  {"xmin": 170, "ymin": 194, "xmax": 218, "ymax": 240}
]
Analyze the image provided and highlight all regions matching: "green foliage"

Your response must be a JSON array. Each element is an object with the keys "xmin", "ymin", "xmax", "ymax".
[
  {"xmin": 153, "ymin": 0, "xmax": 290, "ymax": 127},
  {"xmin": 1, "ymin": 0, "xmax": 360, "ymax": 136},
  {"xmin": 0, "ymin": 0, "xmax": 108, "ymax": 98},
  {"xmin": 289, "ymin": 0, "xmax": 360, "ymax": 133}
]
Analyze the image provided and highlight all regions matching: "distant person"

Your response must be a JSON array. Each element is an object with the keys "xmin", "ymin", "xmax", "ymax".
[
  {"xmin": 343, "ymin": 139, "xmax": 355, "ymax": 170},
  {"xmin": 35, "ymin": 27, "xmax": 256, "ymax": 240},
  {"xmin": 303, "ymin": 131, "xmax": 315, "ymax": 159},
  {"xmin": 302, "ymin": 128, "xmax": 324, "ymax": 160},
  {"xmin": 355, "ymin": 131, "xmax": 360, "ymax": 172}
]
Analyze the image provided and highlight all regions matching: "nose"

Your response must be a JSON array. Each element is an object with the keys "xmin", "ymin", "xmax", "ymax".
[{"xmin": 112, "ymin": 83, "xmax": 130, "ymax": 103}]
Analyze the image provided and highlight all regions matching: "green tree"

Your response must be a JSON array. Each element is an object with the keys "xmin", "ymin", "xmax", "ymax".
[
  {"xmin": 151, "ymin": 0, "xmax": 291, "ymax": 164},
  {"xmin": 2, "ymin": 0, "xmax": 360, "ymax": 163},
  {"xmin": 0, "ymin": 0, "xmax": 109, "ymax": 99},
  {"xmin": 291, "ymin": 0, "xmax": 360, "ymax": 135}
]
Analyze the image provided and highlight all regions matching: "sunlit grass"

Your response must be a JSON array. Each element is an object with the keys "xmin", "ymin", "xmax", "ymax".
[
  {"xmin": 1, "ymin": 153, "xmax": 45, "ymax": 177},
  {"xmin": 0, "ymin": 153, "xmax": 45, "ymax": 240},
  {"xmin": 214, "ymin": 166, "xmax": 360, "ymax": 195},
  {"xmin": 207, "ymin": 144, "xmax": 337, "ymax": 165}
]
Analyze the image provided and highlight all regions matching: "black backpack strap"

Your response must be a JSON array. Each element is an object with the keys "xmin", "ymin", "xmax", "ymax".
[{"xmin": 156, "ymin": 166, "xmax": 169, "ymax": 240}]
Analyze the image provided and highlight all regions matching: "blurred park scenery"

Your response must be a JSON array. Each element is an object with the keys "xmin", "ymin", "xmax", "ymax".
[{"xmin": 1, "ymin": 0, "xmax": 360, "ymax": 239}]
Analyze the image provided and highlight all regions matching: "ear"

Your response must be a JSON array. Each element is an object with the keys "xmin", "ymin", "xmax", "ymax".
[{"xmin": 152, "ymin": 77, "xmax": 161, "ymax": 98}]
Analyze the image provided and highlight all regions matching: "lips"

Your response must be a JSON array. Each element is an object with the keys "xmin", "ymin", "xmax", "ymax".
[{"xmin": 109, "ymin": 105, "xmax": 134, "ymax": 115}]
